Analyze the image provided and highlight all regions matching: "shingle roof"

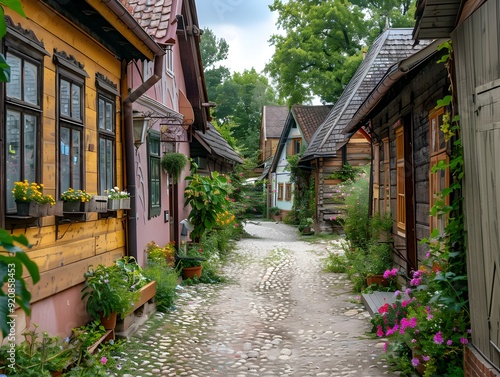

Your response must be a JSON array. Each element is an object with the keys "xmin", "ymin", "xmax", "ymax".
[
  {"xmin": 263, "ymin": 106, "xmax": 288, "ymax": 138},
  {"xmin": 292, "ymin": 105, "xmax": 333, "ymax": 143},
  {"xmin": 120, "ymin": 0, "xmax": 173, "ymax": 40},
  {"xmin": 195, "ymin": 124, "xmax": 244, "ymax": 164},
  {"xmin": 301, "ymin": 29, "xmax": 432, "ymax": 161}
]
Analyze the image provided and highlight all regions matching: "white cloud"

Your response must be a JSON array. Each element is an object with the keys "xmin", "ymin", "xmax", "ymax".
[{"xmin": 197, "ymin": 1, "xmax": 279, "ymax": 74}]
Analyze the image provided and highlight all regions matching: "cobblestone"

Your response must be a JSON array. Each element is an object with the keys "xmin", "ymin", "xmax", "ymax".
[{"xmin": 118, "ymin": 222, "xmax": 392, "ymax": 376}]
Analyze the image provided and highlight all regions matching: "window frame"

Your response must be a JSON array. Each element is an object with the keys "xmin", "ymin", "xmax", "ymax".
[
  {"xmin": 4, "ymin": 36, "xmax": 44, "ymax": 214},
  {"xmin": 382, "ymin": 137, "xmax": 391, "ymax": 214},
  {"xmin": 148, "ymin": 130, "xmax": 161, "ymax": 218},
  {"xmin": 292, "ymin": 138, "xmax": 302, "ymax": 155},
  {"xmin": 57, "ymin": 68, "xmax": 86, "ymax": 194},
  {"xmin": 97, "ymin": 90, "xmax": 116, "ymax": 195},
  {"xmin": 278, "ymin": 183, "xmax": 284, "ymax": 201},
  {"xmin": 429, "ymin": 107, "xmax": 450, "ymax": 235},
  {"xmin": 395, "ymin": 126, "xmax": 405, "ymax": 231},
  {"xmin": 285, "ymin": 183, "xmax": 292, "ymax": 201}
]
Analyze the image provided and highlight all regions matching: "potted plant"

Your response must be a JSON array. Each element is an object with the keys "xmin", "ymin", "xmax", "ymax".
[
  {"xmin": 183, "ymin": 162, "xmax": 229, "ymax": 242},
  {"xmin": 81, "ymin": 264, "xmax": 140, "ymax": 329},
  {"xmin": 11, "ymin": 180, "xmax": 55, "ymax": 217},
  {"xmin": 299, "ymin": 217, "xmax": 314, "ymax": 234},
  {"xmin": 60, "ymin": 188, "xmax": 92, "ymax": 213},
  {"xmin": 269, "ymin": 206, "xmax": 281, "ymax": 221},
  {"xmin": 105, "ymin": 187, "xmax": 130, "ymax": 210},
  {"xmin": 161, "ymin": 152, "xmax": 187, "ymax": 183},
  {"xmin": 177, "ymin": 244, "xmax": 206, "ymax": 280},
  {"xmin": 364, "ymin": 242, "xmax": 393, "ymax": 287}
]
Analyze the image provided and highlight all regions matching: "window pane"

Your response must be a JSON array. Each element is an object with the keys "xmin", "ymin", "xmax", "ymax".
[
  {"xmin": 71, "ymin": 83, "xmax": 81, "ymax": 120},
  {"xmin": 24, "ymin": 61, "xmax": 38, "ymax": 105},
  {"xmin": 24, "ymin": 115, "xmax": 37, "ymax": 182},
  {"xmin": 99, "ymin": 138, "xmax": 106, "ymax": 194},
  {"xmin": 98, "ymin": 98, "xmax": 105, "ymax": 130},
  {"xmin": 60, "ymin": 127, "xmax": 71, "ymax": 192},
  {"xmin": 106, "ymin": 139, "xmax": 113, "ymax": 190},
  {"xmin": 105, "ymin": 101, "xmax": 113, "ymax": 131},
  {"xmin": 6, "ymin": 54, "xmax": 22, "ymax": 100},
  {"xmin": 72, "ymin": 129, "xmax": 81, "ymax": 189},
  {"xmin": 6, "ymin": 110, "xmax": 21, "ymax": 212},
  {"xmin": 60, "ymin": 79, "xmax": 70, "ymax": 116}
]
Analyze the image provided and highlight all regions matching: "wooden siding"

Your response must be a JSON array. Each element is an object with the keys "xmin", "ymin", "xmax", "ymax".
[
  {"xmin": 452, "ymin": 0, "xmax": 500, "ymax": 368},
  {"xmin": 4, "ymin": 3, "xmax": 127, "ymax": 306},
  {"xmin": 316, "ymin": 132, "xmax": 370, "ymax": 233},
  {"xmin": 368, "ymin": 53, "xmax": 448, "ymax": 277}
]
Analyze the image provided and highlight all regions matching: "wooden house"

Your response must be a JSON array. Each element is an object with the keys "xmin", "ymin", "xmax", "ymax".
[
  {"xmin": 120, "ymin": 0, "xmax": 210, "ymax": 264},
  {"xmin": 267, "ymin": 105, "xmax": 331, "ymax": 214},
  {"xmin": 413, "ymin": 0, "xmax": 500, "ymax": 374},
  {"xmin": 259, "ymin": 105, "xmax": 288, "ymax": 164},
  {"xmin": 344, "ymin": 40, "xmax": 450, "ymax": 280},
  {"xmin": 191, "ymin": 123, "xmax": 244, "ymax": 175},
  {"xmin": 300, "ymin": 29, "xmax": 428, "ymax": 233},
  {"xmin": 1, "ymin": 0, "xmax": 163, "ymax": 337}
]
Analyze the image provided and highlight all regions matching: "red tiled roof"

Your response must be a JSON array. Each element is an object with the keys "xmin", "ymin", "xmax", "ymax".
[{"xmin": 120, "ymin": 0, "xmax": 172, "ymax": 40}]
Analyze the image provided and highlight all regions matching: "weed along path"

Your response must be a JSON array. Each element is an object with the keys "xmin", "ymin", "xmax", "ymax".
[{"xmin": 119, "ymin": 222, "xmax": 390, "ymax": 376}]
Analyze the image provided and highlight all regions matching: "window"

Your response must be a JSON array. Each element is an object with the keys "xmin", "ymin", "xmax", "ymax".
[
  {"xmin": 429, "ymin": 108, "xmax": 449, "ymax": 235},
  {"xmin": 395, "ymin": 126, "xmax": 405, "ymax": 231},
  {"xmin": 278, "ymin": 183, "xmax": 284, "ymax": 200},
  {"xmin": 97, "ymin": 93, "xmax": 115, "ymax": 195},
  {"xmin": 5, "ymin": 50, "xmax": 42, "ymax": 213},
  {"xmin": 382, "ymin": 138, "xmax": 391, "ymax": 214},
  {"xmin": 148, "ymin": 131, "xmax": 161, "ymax": 217},
  {"xmin": 58, "ymin": 72, "xmax": 84, "ymax": 193},
  {"xmin": 293, "ymin": 138, "xmax": 302, "ymax": 155},
  {"xmin": 165, "ymin": 45, "xmax": 174, "ymax": 76},
  {"xmin": 285, "ymin": 183, "xmax": 292, "ymax": 201}
]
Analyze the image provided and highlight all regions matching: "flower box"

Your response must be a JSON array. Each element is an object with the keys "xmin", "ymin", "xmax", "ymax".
[
  {"xmin": 28, "ymin": 202, "xmax": 50, "ymax": 217},
  {"xmin": 48, "ymin": 201, "xmax": 64, "ymax": 216},
  {"xmin": 89, "ymin": 195, "xmax": 108, "ymax": 213},
  {"xmin": 63, "ymin": 201, "xmax": 85, "ymax": 213},
  {"xmin": 120, "ymin": 198, "xmax": 131, "ymax": 210},
  {"xmin": 107, "ymin": 199, "xmax": 121, "ymax": 211}
]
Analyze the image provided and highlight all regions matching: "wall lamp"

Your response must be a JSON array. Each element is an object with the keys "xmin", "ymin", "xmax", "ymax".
[{"xmin": 133, "ymin": 111, "xmax": 151, "ymax": 148}]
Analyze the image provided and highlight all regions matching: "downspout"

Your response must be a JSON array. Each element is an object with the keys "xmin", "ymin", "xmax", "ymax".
[{"xmin": 123, "ymin": 52, "xmax": 165, "ymax": 259}]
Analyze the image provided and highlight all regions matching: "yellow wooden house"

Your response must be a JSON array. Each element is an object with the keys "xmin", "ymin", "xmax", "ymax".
[{"xmin": 1, "ymin": 0, "xmax": 162, "ymax": 338}]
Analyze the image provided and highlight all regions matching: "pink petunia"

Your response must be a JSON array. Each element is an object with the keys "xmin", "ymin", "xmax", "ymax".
[
  {"xmin": 460, "ymin": 337, "xmax": 469, "ymax": 344},
  {"xmin": 433, "ymin": 331, "xmax": 444, "ymax": 345},
  {"xmin": 422, "ymin": 355, "xmax": 430, "ymax": 362},
  {"xmin": 411, "ymin": 358, "xmax": 420, "ymax": 367},
  {"xmin": 100, "ymin": 357, "xmax": 108, "ymax": 365},
  {"xmin": 446, "ymin": 340, "xmax": 453, "ymax": 346},
  {"xmin": 376, "ymin": 325, "xmax": 384, "ymax": 337}
]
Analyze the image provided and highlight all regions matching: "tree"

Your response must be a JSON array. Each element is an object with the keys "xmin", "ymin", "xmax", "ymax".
[
  {"xmin": 266, "ymin": 0, "xmax": 415, "ymax": 105},
  {"xmin": 200, "ymin": 28, "xmax": 231, "ymax": 102},
  {"xmin": 212, "ymin": 69, "xmax": 281, "ymax": 158}
]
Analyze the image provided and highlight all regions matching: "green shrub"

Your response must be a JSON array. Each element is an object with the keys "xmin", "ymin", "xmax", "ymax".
[
  {"xmin": 324, "ymin": 252, "xmax": 348, "ymax": 273},
  {"xmin": 143, "ymin": 261, "xmax": 179, "ymax": 312}
]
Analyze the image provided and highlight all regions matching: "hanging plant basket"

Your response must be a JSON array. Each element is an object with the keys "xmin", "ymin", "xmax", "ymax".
[{"xmin": 161, "ymin": 152, "xmax": 187, "ymax": 183}]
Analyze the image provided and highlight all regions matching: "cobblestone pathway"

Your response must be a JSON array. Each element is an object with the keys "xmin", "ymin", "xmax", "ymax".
[{"xmin": 118, "ymin": 222, "xmax": 391, "ymax": 376}]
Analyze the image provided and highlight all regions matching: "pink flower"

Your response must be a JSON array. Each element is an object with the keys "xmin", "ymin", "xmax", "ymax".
[
  {"xmin": 410, "ymin": 277, "xmax": 422, "ymax": 286},
  {"xmin": 433, "ymin": 331, "xmax": 444, "ymax": 345},
  {"xmin": 100, "ymin": 357, "xmax": 108, "ymax": 365},
  {"xmin": 460, "ymin": 337, "xmax": 469, "ymax": 344},
  {"xmin": 422, "ymin": 355, "xmax": 430, "ymax": 362},
  {"xmin": 411, "ymin": 358, "xmax": 420, "ymax": 366},
  {"xmin": 376, "ymin": 325, "xmax": 384, "ymax": 337},
  {"xmin": 383, "ymin": 342, "xmax": 388, "ymax": 352},
  {"xmin": 446, "ymin": 340, "xmax": 453, "ymax": 346}
]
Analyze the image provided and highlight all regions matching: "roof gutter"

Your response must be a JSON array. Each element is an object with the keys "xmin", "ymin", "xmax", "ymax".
[
  {"xmin": 101, "ymin": 0, "xmax": 165, "ymax": 56},
  {"xmin": 344, "ymin": 38, "xmax": 448, "ymax": 134}
]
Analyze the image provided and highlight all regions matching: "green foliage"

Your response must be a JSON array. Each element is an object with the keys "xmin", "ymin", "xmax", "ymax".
[
  {"xmin": 324, "ymin": 252, "xmax": 349, "ymax": 273},
  {"xmin": 266, "ymin": 0, "xmax": 415, "ymax": 105},
  {"xmin": 269, "ymin": 206, "xmax": 281, "ymax": 217},
  {"xmin": 328, "ymin": 163, "xmax": 361, "ymax": 181},
  {"xmin": 114, "ymin": 256, "xmax": 149, "ymax": 290},
  {"xmin": 160, "ymin": 152, "xmax": 187, "ymax": 183},
  {"xmin": 286, "ymin": 150, "xmax": 314, "ymax": 225},
  {"xmin": 184, "ymin": 162, "xmax": 229, "ymax": 241},
  {"xmin": 142, "ymin": 261, "xmax": 178, "ymax": 312},
  {"xmin": 81, "ymin": 264, "xmax": 140, "ymax": 319},
  {"xmin": 0, "ymin": 229, "xmax": 39, "ymax": 337},
  {"xmin": 200, "ymin": 27, "xmax": 230, "ymax": 101},
  {"xmin": 145, "ymin": 241, "xmax": 176, "ymax": 267}
]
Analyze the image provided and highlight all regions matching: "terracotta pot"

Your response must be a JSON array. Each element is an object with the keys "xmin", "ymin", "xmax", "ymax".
[
  {"xmin": 99, "ymin": 311, "xmax": 117, "ymax": 330},
  {"xmin": 182, "ymin": 265, "xmax": 202, "ymax": 279},
  {"xmin": 366, "ymin": 274, "xmax": 389, "ymax": 287}
]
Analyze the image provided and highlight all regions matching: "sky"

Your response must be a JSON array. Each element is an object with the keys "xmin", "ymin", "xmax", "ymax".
[{"xmin": 196, "ymin": 1, "xmax": 279, "ymax": 74}]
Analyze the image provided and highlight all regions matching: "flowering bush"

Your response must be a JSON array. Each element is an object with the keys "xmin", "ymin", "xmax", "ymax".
[
  {"xmin": 371, "ymin": 261, "xmax": 469, "ymax": 376},
  {"xmin": 106, "ymin": 186, "xmax": 130, "ymax": 199},
  {"xmin": 12, "ymin": 180, "xmax": 55, "ymax": 205},
  {"xmin": 146, "ymin": 241, "xmax": 176, "ymax": 267},
  {"xmin": 61, "ymin": 188, "xmax": 92, "ymax": 202}
]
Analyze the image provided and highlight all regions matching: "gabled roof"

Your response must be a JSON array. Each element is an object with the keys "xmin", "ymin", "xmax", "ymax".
[
  {"xmin": 194, "ymin": 124, "xmax": 244, "ymax": 164},
  {"xmin": 262, "ymin": 106, "xmax": 289, "ymax": 139},
  {"xmin": 269, "ymin": 105, "xmax": 331, "ymax": 174},
  {"xmin": 301, "ymin": 29, "xmax": 432, "ymax": 162},
  {"xmin": 121, "ymin": 0, "xmax": 174, "ymax": 42},
  {"xmin": 292, "ymin": 105, "xmax": 333, "ymax": 143}
]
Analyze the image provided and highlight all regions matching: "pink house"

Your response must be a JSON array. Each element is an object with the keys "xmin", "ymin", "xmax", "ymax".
[{"xmin": 122, "ymin": 0, "xmax": 210, "ymax": 265}]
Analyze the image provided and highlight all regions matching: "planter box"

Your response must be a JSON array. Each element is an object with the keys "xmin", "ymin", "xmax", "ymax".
[
  {"xmin": 48, "ymin": 201, "xmax": 64, "ymax": 216},
  {"xmin": 63, "ymin": 201, "xmax": 85, "ymax": 213},
  {"xmin": 120, "ymin": 198, "xmax": 131, "ymax": 210},
  {"xmin": 89, "ymin": 196, "xmax": 108, "ymax": 213},
  {"xmin": 323, "ymin": 178, "xmax": 342, "ymax": 185},
  {"xmin": 107, "ymin": 199, "xmax": 121, "ymax": 211},
  {"xmin": 117, "ymin": 281, "xmax": 157, "ymax": 334}
]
